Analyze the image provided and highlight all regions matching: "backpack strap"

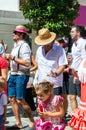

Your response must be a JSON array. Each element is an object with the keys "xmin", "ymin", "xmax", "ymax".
[{"xmin": 17, "ymin": 43, "xmax": 23, "ymax": 70}]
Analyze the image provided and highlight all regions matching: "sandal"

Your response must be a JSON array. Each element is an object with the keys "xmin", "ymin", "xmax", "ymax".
[{"xmin": 7, "ymin": 124, "xmax": 23, "ymax": 129}]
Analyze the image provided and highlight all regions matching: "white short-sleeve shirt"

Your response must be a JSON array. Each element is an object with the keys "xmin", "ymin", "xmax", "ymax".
[
  {"xmin": 35, "ymin": 44, "xmax": 68, "ymax": 88},
  {"xmin": 10, "ymin": 40, "xmax": 31, "ymax": 72},
  {"xmin": 71, "ymin": 37, "xmax": 86, "ymax": 71},
  {"xmin": 0, "ymin": 91, "xmax": 7, "ymax": 115}
]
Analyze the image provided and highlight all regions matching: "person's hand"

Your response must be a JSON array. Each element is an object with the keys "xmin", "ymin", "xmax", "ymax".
[
  {"xmin": 5, "ymin": 54, "xmax": 14, "ymax": 60},
  {"xmin": 5, "ymin": 53, "xmax": 10, "ymax": 60},
  {"xmin": 38, "ymin": 111, "xmax": 50, "ymax": 118},
  {"xmin": 73, "ymin": 76, "xmax": 79, "ymax": 83},
  {"xmin": 64, "ymin": 67, "xmax": 70, "ymax": 73},
  {"xmin": 71, "ymin": 69, "xmax": 78, "ymax": 78},
  {"xmin": 48, "ymin": 70, "xmax": 58, "ymax": 78}
]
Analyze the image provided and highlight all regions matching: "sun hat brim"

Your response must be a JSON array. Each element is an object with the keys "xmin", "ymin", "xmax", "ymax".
[
  {"xmin": 14, "ymin": 25, "xmax": 28, "ymax": 34},
  {"xmin": 14, "ymin": 28, "xmax": 27, "ymax": 33},
  {"xmin": 35, "ymin": 32, "xmax": 56, "ymax": 45}
]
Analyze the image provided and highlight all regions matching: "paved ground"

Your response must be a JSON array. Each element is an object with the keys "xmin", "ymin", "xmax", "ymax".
[{"xmin": 5, "ymin": 96, "xmax": 80, "ymax": 130}]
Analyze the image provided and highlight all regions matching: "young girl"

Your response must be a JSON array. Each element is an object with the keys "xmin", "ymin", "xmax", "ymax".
[
  {"xmin": 35, "ymin": 82, "xmax": 65, "ymax": 130},
  {"xmin": 0, "ymin": 77, "xmax": 7, "ymax": 130}
]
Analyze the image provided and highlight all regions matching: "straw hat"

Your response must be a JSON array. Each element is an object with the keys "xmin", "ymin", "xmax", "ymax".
[
  {"xmin": 35, "ymin": 28, "xmax": 56, "ymax": 45},
  {"xmin": 14, "ymin": 25, "xmax": 27, "ymax": 34}
]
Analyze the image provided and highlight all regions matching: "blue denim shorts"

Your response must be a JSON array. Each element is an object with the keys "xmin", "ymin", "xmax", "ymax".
[
  {"xmin": 8, "ymin": 75, "xmax": 29, "ymax": 99},
  {"xmin": 0, "ymin": 114, "xmax": 3, "ymax": 130}
]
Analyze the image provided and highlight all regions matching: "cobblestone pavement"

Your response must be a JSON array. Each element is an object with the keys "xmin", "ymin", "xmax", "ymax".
[{"xmin": 5, "ymin": 96, "xmax": 80, "ymax": 130}]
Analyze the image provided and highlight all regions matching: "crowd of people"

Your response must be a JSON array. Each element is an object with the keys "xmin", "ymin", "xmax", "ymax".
[{"xmin": 0, "ymin": 24, "xmax": 86, "ymax": 130}]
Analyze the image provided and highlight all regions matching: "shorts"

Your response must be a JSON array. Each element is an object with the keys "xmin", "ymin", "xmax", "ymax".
[
  {"xmin": 68, "ymin": 76, "xmax": 81, "ymax": 97},
  {"xmin": 0, "ymin": 114, "xmax": 3, "ymax": 130},
  {"xmin": 8, "ymin": 75, "xmax": 29, "ymax": 99},
  {"xmin": 53, "ymin": 87, "xmax": 62, "ymax": 95},
  {"xmin": 62, "ymin": 81, "xmax": 69, "ymax": 94}
]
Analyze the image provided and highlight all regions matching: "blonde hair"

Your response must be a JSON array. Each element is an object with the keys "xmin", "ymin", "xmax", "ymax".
[
  {"xmin": 0, "ymin": 77, "xmax": 6, "ymax": 88},
  {"xmin": 35, "ymin": 82, "xmax": 54, "ymax": 94}
]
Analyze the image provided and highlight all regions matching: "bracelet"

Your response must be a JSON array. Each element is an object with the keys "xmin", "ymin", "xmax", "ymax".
[{"xmin": 12, "ymin": 56, "xmax": 15, "ymax": 60}]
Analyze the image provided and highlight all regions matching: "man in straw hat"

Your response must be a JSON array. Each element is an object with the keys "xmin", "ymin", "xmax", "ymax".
[
  {"xmin": 34, "ymin": 28, "xmax": 68, "ymax": 95},
  {"xmin": 5, "ymin": 25, "xmax": 35, "ymax": 129}
]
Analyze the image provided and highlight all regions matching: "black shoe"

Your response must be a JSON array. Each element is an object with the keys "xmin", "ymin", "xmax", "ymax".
[
  {"xmin": 66, "ymin": 114, "xmax": 71, "ymax": 119},
  {"xmin": 6, "ymin": 124, "xmax": 23, "ymax": 129}
]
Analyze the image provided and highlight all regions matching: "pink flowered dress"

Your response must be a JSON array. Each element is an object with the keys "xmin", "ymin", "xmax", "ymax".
[
  {"xmin": 68, "ymin": 58, "xmax": 86, "ymax": 130},
  {"xmin": 35, "ymin": 95, "xmax": 65, "ymax": 130}
]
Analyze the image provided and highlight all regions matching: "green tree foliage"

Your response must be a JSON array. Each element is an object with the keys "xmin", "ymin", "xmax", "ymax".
[{"xmin": 20, "ymin": 0, "xmax": 80, "ymax": 36}]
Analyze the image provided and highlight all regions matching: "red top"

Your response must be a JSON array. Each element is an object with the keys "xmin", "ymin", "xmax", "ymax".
[{"xmin": 0, "ymin": 57, "xmax": 8, "ymax": 76}]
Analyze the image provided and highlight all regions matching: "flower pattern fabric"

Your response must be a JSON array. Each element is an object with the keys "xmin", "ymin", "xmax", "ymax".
[{"xmin": 35, "ymin": 95, "xmax": 65, "ymax": 130}]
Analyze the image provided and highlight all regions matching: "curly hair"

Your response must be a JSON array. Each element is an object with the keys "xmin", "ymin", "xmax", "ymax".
[{"xmin": 35, "ymin": 81, "xmax": 54, "ymax": 94}]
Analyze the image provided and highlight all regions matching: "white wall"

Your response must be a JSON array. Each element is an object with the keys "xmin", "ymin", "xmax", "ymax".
[
  {"xmin": 0, "ymin": 0, "xmax": 30, "ymax": 53},
  {"xmin": 0, "ymin": 0, "xmax": 19, "ymax": 11},
  {"xmin": 78, "ymin": 0, "xmax": 86, "ymax": 5},
  {"xmin": 0, "ymin": 24, "xmax": 15, "ymax": 53}
]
